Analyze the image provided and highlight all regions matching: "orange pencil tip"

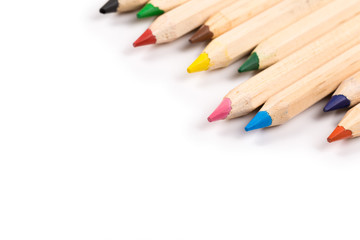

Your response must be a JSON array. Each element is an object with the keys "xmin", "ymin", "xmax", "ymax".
[{"xmin": 327, "ymin": 126, "xmax": 352, "ymax": 143}]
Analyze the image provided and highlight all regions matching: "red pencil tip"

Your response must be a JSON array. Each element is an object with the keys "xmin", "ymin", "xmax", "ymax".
[
  {"xmin": 208, "ymin": 98, "xmax": 232, "ymax": 122},
  {"xmin": 133, "ymin": 29, "xmax": 156, "ymax": 47},
  {"xmin": 327, "ymin": 126, "xmax": 353, "ymax": 143}
]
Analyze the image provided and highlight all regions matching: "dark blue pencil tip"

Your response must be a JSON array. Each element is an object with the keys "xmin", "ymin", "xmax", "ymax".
[
  {"xmin": 323, "ymin": 95, "xmax": 350, "ymax": 112},
  {"xmin": 245, "ymin": 111, "xmax": 272, "ymax": 132}
]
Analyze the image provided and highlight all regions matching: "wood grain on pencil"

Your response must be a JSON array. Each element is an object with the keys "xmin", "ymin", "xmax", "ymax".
[
  {"xmin": 246, "ymin": 44, "xmax": 360, "ymax": 131},
  {"xmin": 208, "ymin": 14, "xmax": 360, "ymax": 122},
  {"xmin": 189, "ymin": 0, "xmax": 282, "ymax": 43},
  {"xmin": 328, "ymin": 104, "xmax": 360, "ymax": 142},
  {"xmin": 324, "ymin": 71, "xmax": 360, "ymax": 112},
  {"xmin": 239, "ymin": 0, "xmax": 360, "ymax": 72},
  {"xmin": 188, "ymin": 0, "xmax": 333, "ymax": 73},
  {"xmin": 133, "ymin": 0, "xmax": 237, "ymax": 47}
]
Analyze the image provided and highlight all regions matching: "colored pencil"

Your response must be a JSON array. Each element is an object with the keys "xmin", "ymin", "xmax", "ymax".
[
  {"xmin": 207, "ymin": 14, "xmax": 360, "ymax": 122},
  {"xmin": 245, "ymin": 44, "xmax": 360, "ymax": 132},
  {"xmin": 133, "ymin": 0, "xmax": 237, "ymax": 47},
  {"xmin": 324, "ymin": 71, "xmax": 360, "ymax": 112},
  {"xmin": 187, "ymin": 0, "xmax": 332, "ymax": 73},
  {"xmin": 328, "ymin": 104, "xmax": 360, "ymax": 142},
  {"xmin": 239, "ymin": 0, "xmax": 360, "ymax": 72},
  {"xmin": 100, "ymin": 0, "xmax": 148, "ymax": 14},
  {"xmin": 189, "ymin": 0, "xmax": 282, "ymax": 43},
  {"xmin": 137, "ymin": 0, "xmax": 190, "ymax": 18}
]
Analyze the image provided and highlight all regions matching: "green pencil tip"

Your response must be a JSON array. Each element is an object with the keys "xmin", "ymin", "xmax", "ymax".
[
  {"xmin": 137, "ymin": 3, "xmax": 164, "ymax": 18},
  {"xmin": 238, "ymin": 52, "xmax": 260, "ymax": 73}
]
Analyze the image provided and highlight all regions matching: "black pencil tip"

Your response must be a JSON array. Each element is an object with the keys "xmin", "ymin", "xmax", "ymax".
[{"xmin": 100, "ymin": 0, "xmax": 118, "ymax": 14}]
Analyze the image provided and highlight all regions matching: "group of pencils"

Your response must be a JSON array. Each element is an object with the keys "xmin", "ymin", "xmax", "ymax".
[{"xmin": 100, "ymin": 0, "xmax": 360, "ymax": 143}]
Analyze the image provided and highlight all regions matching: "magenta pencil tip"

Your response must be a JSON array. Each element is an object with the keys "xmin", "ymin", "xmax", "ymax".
[{"xmin": 208, "ymin": 98, "xmax": 232, "ymax": 122}]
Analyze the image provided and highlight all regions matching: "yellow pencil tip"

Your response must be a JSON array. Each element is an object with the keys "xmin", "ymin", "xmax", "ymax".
[{"xmin": 187, "ymin": 53, "xmax": 210, "ymax": 73}]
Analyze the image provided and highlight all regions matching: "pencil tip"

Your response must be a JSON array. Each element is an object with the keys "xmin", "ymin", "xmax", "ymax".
[
  {"xmin": 189, "ymin": 25, "xmax": 213, "ymax": 43},
  {"xmin": 133, "ymin": 29, "xmax": 156, "ymax": 47},
  {"xmin": 239, "ymin": 53, "xmax": 259, "ymax": 73},
  {"xmin": 327, "ymin": 126, "xmax": 353, "ymax": 143},
  {"xmin": 137, "ymin": 3, "xmax": 164, "ymax": 18},
  {"xmin": 208, "ymin": 98, "xmax": 232, "ymax": 122},
  {"xmin": 187, "ymin": 53, "xmax": 210, "ymax": 73},
  {"xmin": 323, "ymin": 95, "xmax": 351, "ymax": 112},
  {"xmin": 100, "ymin": 0, "xmax": 118, "ymax": 14},
  {"xmin": 245, "ymin": 111, "xmax": 272, "ymax": 132}
]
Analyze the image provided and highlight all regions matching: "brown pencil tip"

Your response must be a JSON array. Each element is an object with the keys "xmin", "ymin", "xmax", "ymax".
[{"xmin": 189, "ymin": 25, "xmax": 213, "ymax": 43}]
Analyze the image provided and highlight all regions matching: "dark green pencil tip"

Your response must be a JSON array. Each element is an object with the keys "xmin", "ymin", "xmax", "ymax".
[
  {"xmin": 239, "ymin": 52, "xmax": 260, "ymax": 73},
  {"xmin": 100, "ymin": 0, "xmax": 118, "ymax": 14},
  {"xmin": 137, "ymin": 3, "xmax": 164, "ymax": 18}
]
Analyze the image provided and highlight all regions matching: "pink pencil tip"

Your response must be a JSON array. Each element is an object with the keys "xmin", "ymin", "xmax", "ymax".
[{"xmin": 208, "ymin": 98, "xmax": 232, "ymax": 122}]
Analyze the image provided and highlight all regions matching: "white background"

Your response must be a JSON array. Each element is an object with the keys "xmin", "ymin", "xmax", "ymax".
[{"xmin": 1, "ymin": 0, "xmax": 360, "ymax": 239}]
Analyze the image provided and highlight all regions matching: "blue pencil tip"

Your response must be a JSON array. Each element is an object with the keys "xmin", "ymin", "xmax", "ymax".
[
  {"xmin": 245, "ymin": 111, "xmax": 272, "ymax": 132},
  {"xmin": 323, "ymin": 95, "xmax": 350, "ymax": 112}
]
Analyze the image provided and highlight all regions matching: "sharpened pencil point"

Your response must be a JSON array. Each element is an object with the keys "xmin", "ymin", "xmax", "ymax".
[
  {"xmin": 137, "ymin": 3, "xmax": 164, "ymax": 18},
  {"xmin": 187, "ymin": 53, "xmax": 210, "ymax": 73},
  {"xmin": 208, "ymin": 98, "xmax": 232, "ymax": 122},
  {"xmin": 100, "ymin": 0, "xmax": 118, "ymax": 14},
  {"xmin": 327, "ymin": 126, "xmax": 353, "ymax": 143},
  {"xmin": 324, "ymin": 95, "xmax": 351, "ymax": 112},
  {"xmin": 245, "ymin": 111, "xmax": 272, "ymax": 132},
  {"xmin": 189, "ymin": 25, "xmax": 214, "ymax": 43},
  {"xmin": 239, "ymin": 53, "xmax": 260, "ymax": 73},
  {"xmin": 133, "ymin": 29, "xmax": 156, "ymax": 47}
]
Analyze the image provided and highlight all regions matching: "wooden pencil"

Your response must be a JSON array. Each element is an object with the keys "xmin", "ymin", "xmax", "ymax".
[
  {"xmin": 187, "ymin": 0, "xmax": 333, "ymax": 73},
  {"xmin": 133, "ymin": 0, "xmax": 237, "ymax": 47},
  {"xmin": 245, "ymin": 44, "xmax": 360, "ymax": 132},
  {"xmin": 189, "ymin": 0, "xmax": 283, "ymax": 43},
  {"xmin": 207, "ymin": 14, "xmax": 360, "ymax": 122},
  {"xmin": 328, "ymin": 104, "xmax": 360, "ymax": 142},
  {"xmin": 100, "ymin": 0, "xmax": 148, "ymax": 14},
  {"xmin": 324, "ymin": 71, "xmax": 360, "ymax": 112},
  {"xmin": 239, "ymin": 0, "xmax": 360, "ymax": 72},
  {"xmin": 137, "ymin": 0, "xmax": 190, "ymax": 18}
]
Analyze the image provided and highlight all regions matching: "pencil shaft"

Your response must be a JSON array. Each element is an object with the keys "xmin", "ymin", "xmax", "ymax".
[
  {"xmin": 205, "ymin": 0, "xmax": 282, "ymax": 39},
  {"xmin": 225, "ymin": 14, "xmax": 360, "ymax": 119},
  {"xmin": 151, "ymin": 0, "xmax": 237, "ymax": 44},
  {"xmin": 118, "ymin": 0, "xmax": 148, "ymax": 12},
  {"xmin": 204, "ymin": 0, "xmax": 333, "ymax": 70},
  {"xmin": 253, "ymin": 0, "xmax": 360, "ymax": 70},
  {"xmin": 333, "ymin": 71, "xmax": 360, "ymax": 107},
  {"xmin": 263, "ymin": 44, "xmax": 360, "ymax": 126},
  {"xmin": 340, "ymin": 105, "xmax": 360, "ymax": 138}
]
